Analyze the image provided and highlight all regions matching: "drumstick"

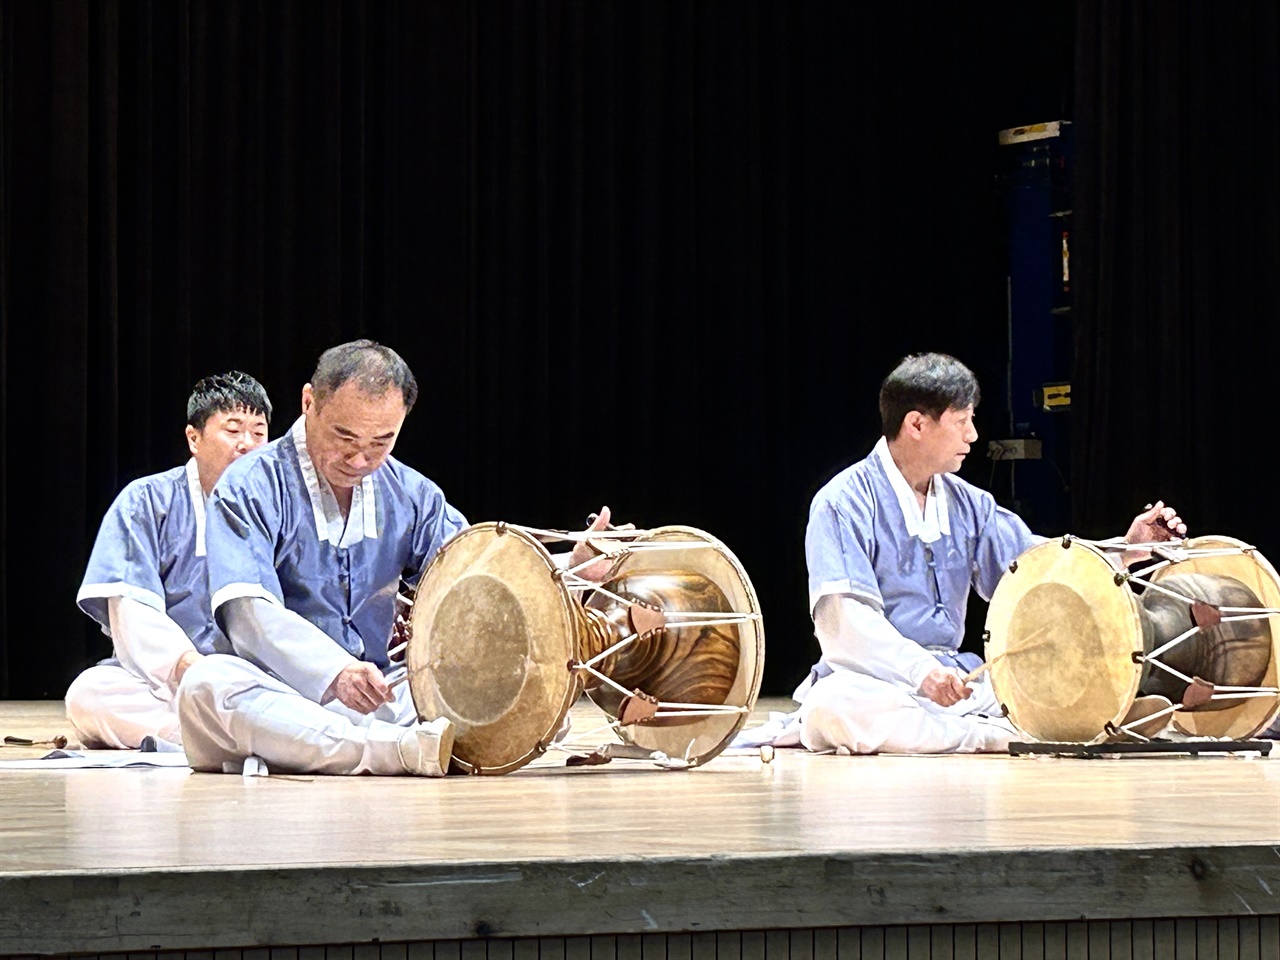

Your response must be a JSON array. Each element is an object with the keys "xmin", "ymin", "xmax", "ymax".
[
  {"xmin": 961, "ymin": 634, "xmax": 1054, "ymax": 684},
  {"xmin": 3, "ymin": 735, "xmax": 69, "ymax": 749},
  {"xmin": 961, "ymin": 660, "xmax": 996, "ymax": 684}
]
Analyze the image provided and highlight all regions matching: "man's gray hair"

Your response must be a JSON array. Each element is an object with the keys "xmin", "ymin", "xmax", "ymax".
[{"xmin": 310, "ymin": 339, "xmax": 418, "ymax": 412}]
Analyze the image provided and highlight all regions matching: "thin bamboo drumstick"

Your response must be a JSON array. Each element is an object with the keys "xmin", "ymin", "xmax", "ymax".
[{"xmin": 962, "ymin": 634, "xmax": 1054, "ymax": 684}]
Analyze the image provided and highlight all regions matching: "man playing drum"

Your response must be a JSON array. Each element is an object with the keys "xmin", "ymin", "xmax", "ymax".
[
  {"xmin": 177, "ymin": 339, "xmax": 607, "ymax": 777},
  {"xmin": 783, "ymin": 352, "xmax": 1186, "ymax": 755},
  {"xmin": 68, "ymin": 372, "xmax": 273, "ymax": 749}
]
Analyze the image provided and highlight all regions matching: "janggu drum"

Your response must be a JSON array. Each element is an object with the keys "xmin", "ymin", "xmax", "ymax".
[
  {"xmin": 404, "ymin": 521, "xmax": 765, "ymax": 774},
  {"xmin": 983, "ymin": 535, "xmax": 1280, "ymax": 744}
]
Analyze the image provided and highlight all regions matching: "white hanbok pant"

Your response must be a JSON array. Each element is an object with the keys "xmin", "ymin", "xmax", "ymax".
[
  {"xmin": 177, "ymin": 654, "xmax": 419, "ymax": 775},
  {"xmin": 65, "ymin": 663, "xmax": 183, "ymax": 749},
  {"xmin": 797, "ymin": 670, "xmax": 1016, "ymax": 754}
]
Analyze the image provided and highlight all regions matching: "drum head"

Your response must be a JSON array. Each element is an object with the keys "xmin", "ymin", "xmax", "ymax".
[
  {"xmin": 407, "ymin": 523, "xmax": 580, "ymax": 775},
  {"xmin": 985, "ymin": 538, "xmax": 1143, "ymax": 743},
  {"xmin": 590, "ymin": 526, "xmax": 764, "ymax": 767},
  {"xmin": 1154, "ymin": 536, "xmax": 1280, "ymax": 739}
]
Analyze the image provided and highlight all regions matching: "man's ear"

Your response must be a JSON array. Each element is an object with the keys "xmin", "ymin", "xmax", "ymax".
[
  {"xmin": 185, "ymin": 424, "xmax": 200, "ymax": 457},
  {"xmin": 902, "ymin": 410, "xmax": 927, "ymax": 439},
  {"xmin": 301, "ymin": 383, "xmax": 315, "ymax": 414}
]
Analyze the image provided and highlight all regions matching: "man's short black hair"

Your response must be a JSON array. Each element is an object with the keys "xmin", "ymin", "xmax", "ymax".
[
  {"xmin": 879, "ymin": 353, "xmax": 980, "ymax": 439},
  {"xmin": 187, "ymin": 371, "xmax": 273, "ymax": 431},
  {"xmin": 310, "ymin": 339, "xmax": 418, "ymax": 412}
]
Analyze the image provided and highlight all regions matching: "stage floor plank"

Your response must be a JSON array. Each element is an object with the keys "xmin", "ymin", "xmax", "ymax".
[{"xmin": 1, "ymin": 698, "xmax": 1278, "ymax": 955}]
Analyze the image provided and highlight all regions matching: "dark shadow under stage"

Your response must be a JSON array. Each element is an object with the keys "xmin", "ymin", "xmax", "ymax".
[{"xmin": 1, "ymin": 698, "xmax": 1278, "ymax": 960}]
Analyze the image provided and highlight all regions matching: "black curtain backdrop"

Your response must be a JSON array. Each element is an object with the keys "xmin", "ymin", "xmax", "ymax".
[
  {"xmin": 1072, "ymin": 2, "xmax": 1280, "ymax": 556},
  {"xmin": 0, "ymin": 1, "xmax": 1076, "ymax": 699}
]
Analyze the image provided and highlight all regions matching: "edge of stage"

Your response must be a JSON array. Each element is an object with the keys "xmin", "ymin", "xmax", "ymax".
[{"xmin": 1, "ymin": 697, "xmax": 1278, "ymax": 958}]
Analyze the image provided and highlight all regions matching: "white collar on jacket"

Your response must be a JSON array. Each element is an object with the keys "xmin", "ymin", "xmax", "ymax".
[{"xmin": 874, "ymin": 436, "xmax": 950, "ymax": 544}]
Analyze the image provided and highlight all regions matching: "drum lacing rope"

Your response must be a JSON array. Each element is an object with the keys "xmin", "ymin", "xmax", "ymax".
[
  {"xmin": 1112, "ymin": 692, "xmax": 1271, "ymax": 741},
  {"xmin": 1140, "ymin": 645, "xmax": 1278, "ymax": 701},
  {"xmin": 1124, "ymin": 576, "xmax": 1280, "ymax": 703},
  {"xmin": 1083, "ymin": 534, "xmax": 1191, "ymax": 552},
  {"xmin": 578, "ymin": 627, "xmax": 642, "ymax": 669},
  {"xmin": 529, "ymin": 528, "xmax": 764, "ymax": 631},
  {"xmin": 519, "ymin": 523, "xmax": 759, "ymax": 718},
  {"xmin": 1129, "ymin": 546, "xmax": 1260, "ymax": 578},
  {"xmin": 560, "ymin": 571, "xmax": 762, "ymax": 633},
  {"xmin": 570, "ymin": 660, "xmax": 747, "ymax": 719},
  {"xmin": 518, "ymin": 525, "xmax": 646, "ymax": 542},
  {"xmin": 1133, "ymin": 572, "xmax": 1280, "ymax": 617},
  {"xmin": 556, "ymin": 541, "xmax": 759, "ymax": 586},
  {"xmin": 1110, "ymin": 701, "xmax": 1181, "ymax": 741}
]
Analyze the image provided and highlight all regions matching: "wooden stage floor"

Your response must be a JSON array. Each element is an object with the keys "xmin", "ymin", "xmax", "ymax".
[{"xmin": 1, "ymin": 697, "xmax": 1279, "ymax": 959}]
